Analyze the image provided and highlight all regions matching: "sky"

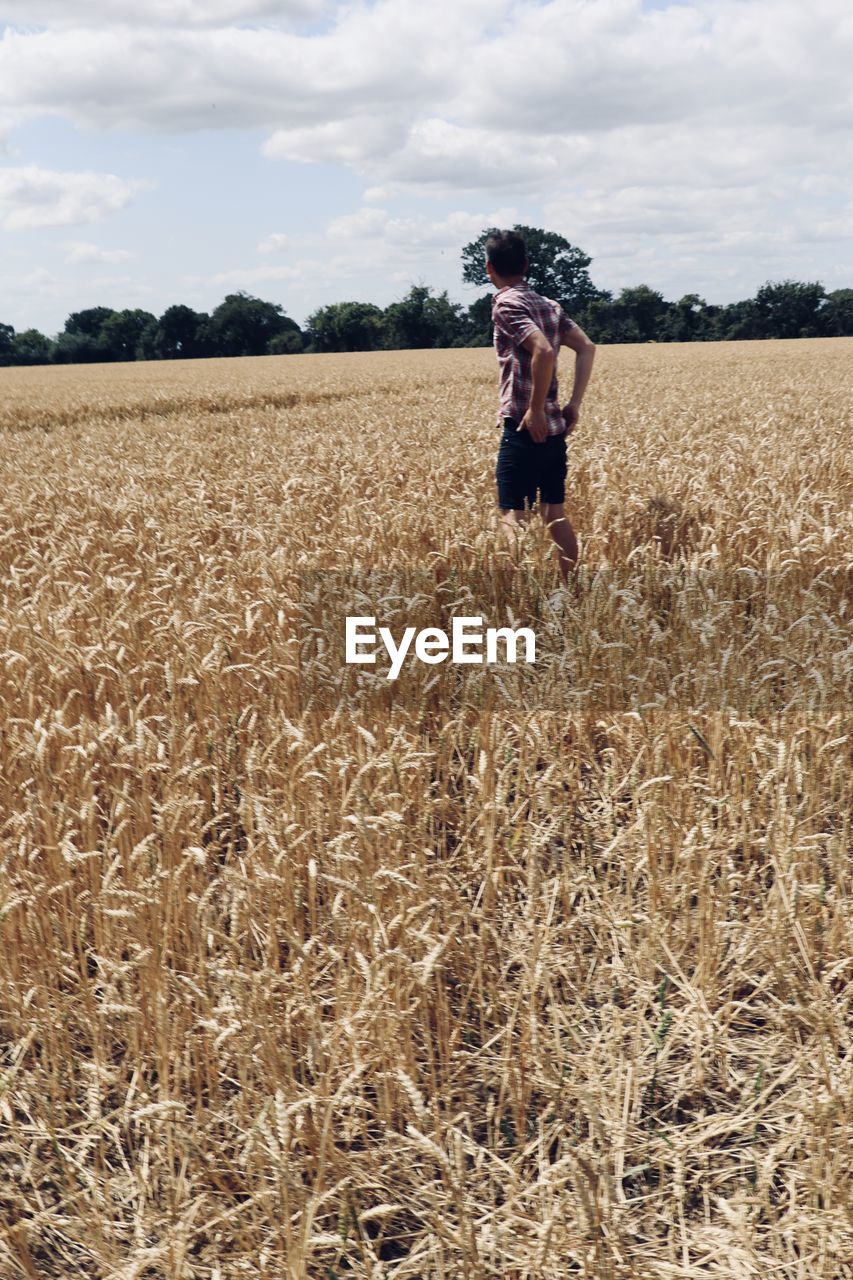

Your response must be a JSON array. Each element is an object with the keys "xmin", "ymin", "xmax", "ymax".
[{"xmin": 1, "ymin": 0, "xmax": 851, "ymax": 336}]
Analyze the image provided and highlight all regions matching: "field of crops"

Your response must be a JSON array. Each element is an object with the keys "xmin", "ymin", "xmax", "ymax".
[{"xmin": 0, "ymin": 338, "xmax": 851, "ymax": 1279}]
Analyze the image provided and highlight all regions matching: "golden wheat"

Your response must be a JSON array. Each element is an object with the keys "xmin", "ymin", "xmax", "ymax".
[{"xmin": 0, "ymin": 339, "xmax": 851, "ymax": 1279}]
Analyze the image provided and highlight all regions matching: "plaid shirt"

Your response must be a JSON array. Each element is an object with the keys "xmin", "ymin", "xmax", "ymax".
[{"xmin": 492, "ymin": 283, "xmax": 576, "ymax": 434}]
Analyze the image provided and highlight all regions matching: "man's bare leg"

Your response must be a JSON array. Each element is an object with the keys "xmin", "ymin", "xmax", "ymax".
[
  {"xmin": 540, "ymin": 502, "xmax": 579, "ymax": 585},
  {"xmin": 498, "ymin": 507, "xmax": 533, "ymax": 565}
]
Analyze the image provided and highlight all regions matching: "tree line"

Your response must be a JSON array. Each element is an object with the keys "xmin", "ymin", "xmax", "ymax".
[{"xmin": 2, "ymin": 225, "xmax": 851, "ymax": 367}]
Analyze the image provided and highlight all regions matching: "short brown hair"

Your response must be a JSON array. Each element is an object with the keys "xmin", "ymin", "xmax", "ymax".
[{"xmin": 485, "ymin": 229, "xmax": 526, "ymax": 277}]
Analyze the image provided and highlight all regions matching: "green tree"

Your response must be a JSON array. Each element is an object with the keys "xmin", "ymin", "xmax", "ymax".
[
  {"xmin": 52, "ymin": 330, "xmax": 104, "ymax": 363},
  {"xmin": 268, "ymin": 329, "xmax": 304, "ymax": 354},
  {"xmin": 575, "ymin": 286, "xmax": 672, "ymax": 343},
  {"xmin": 461, "ymin": 225, "xmax": 605, "ymax": 314},
  {"xmin": 659, "ymin": 294, "xmax": 712, "ymax": 342},
  {"xmin": 155, "ymin": 305, "xmax": 210, "ymax": 359},
  {"xmin": 752, "ymin": 280, "xmax": 826, "ymax": 339},
  {"xmin": 55, "ymin": 307, "xmax": 118, "ymax": 363},
  {"xmin": 614, "ymin": 285, "xmax": 671, "ymax": 342},
  {"xmin": 716, "ymin": 298, "xmax": 761, "ymax": 340},
  {"xmin": 0, "ymin": 322, "xmax": 14, "ymax": 365},
  {"xmin": 10, "ymin": 328, "xmax": 53, "ymax": 365},
  {"xmin": 573, "ymin": 296, "xmax": 632, "ymax": 344},
  {"xmin": 821, "ymin": 288, "xmax": 853, "ymax": 336},
  {"xmin": 205, "ymin": 292, "xmax": 294, "ymax": 357},
  {"xmin": 461, "ymin": 294, "xmax": 494, "ymax": 346},
  {"xmin": 99, "ymin": 308, "xmax": 158, "ymax": 361},
  {"xmin": 64, "ymin": 307, "xmax": 117, "ymax": 339},
  {"xmin": 305, "ymin": 301, "xmax": 385, "ymax": 352},
  {"xmin": 136, "ymin": 316, "xmax": 160, "ymax": 361},
  {"xmin": 383, "ymin": 285, "xmax": 464, "ymax": 349}
]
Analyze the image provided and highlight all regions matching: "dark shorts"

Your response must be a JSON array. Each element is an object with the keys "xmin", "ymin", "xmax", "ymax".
[{"xmin": 495, "ymin": 418, "xmax": 568, "ymax": 511}]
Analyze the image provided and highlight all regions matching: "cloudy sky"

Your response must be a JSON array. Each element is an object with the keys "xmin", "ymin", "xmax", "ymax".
[{"xmin": 1, "ymin": 0, "xmax": 851, "ymax": 335}]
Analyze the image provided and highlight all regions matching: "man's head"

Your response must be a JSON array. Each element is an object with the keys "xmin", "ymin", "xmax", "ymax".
[{"xmin": 485, "ymin": 229, "xmax": 528, "ymax": 288}]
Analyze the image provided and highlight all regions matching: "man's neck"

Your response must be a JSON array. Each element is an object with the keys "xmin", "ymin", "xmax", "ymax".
[{"xmin": 493, "ymin": 275, "xmax": 527, "ymax": 292}]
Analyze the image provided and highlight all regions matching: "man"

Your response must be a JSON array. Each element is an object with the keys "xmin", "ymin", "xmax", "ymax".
[{"xmin": 488, "ymin": 229, "xmax": 596, "ymax": 592}]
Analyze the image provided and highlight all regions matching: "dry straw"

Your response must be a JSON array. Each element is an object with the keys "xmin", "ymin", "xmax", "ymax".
[{"xmin": 0, "ymin": 339, "xmax": 851, "ymax": 1278}]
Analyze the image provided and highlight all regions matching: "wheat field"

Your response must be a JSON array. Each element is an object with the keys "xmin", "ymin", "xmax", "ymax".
[{"xmin": 0, "ymin": 339, "xmax": 850, "ymax": 1280}]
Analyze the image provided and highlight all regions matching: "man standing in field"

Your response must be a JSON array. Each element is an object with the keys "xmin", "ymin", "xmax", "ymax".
[{"xmin": 488, "ymin": 229, "xmax": 596, "ymax": 595}]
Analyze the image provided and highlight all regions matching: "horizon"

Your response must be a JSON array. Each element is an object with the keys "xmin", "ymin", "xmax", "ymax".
[{"xmin": 4, "ymin": 270, "xmax": 851, "ymax": 343}]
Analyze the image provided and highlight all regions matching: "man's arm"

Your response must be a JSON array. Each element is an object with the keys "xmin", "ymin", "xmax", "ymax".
[
  {"xmin": 519, "ymin": 329, "xmax": 555, "ymax": 444},
  {"xmin": 560, "ymin": 323, "xmax": 596, "ymax": 434}
]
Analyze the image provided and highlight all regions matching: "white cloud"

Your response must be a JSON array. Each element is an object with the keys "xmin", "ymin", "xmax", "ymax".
[
  {"xmin": 1, "ymin": 0, "xmax": 851, "ymax": 316},
  {"xmin": 84, "ymin": 272, "xmax": 148, "ymax": 290},
  {"xmin": 262, "ymin": 116, "xmax": 411, "ymax": 166},
  {"xmin": 0, "ymin": 8, "xmax": 455, "ymax": 135},
  {"xmin": 257, "ymin": 232, "xmax": 291, "ymax": 254},
  {"xmin": 324, "ymin": 206, "xmax": 520, "ymax": 253},
  {"xmin": 2, "ymin": 0, "xmax": 842, "ymax": 292},
  {"xmin": 388, "ymin": 119, "xmax": 565, "ymax": 193},
  {"xmin": 0, "ymin": 166, "xmax": 146, "ymax": 229},
  {"xmin": 326, "ymin": 207, "xmax": 389, "ymax": 240},
  {"xmin": 0, "ymin": 1, "xmax": 323, "ymax": 28},
  {"xmin": 2, "ymin": 0, "xmax": 850, "ymax": 192},
  {"xmin": 63, "ymin": 240, "xmax": 133, "ymax": 264},
  {"xmin": 203, "ymin": 263, "xmax": 304, "ymax": 287},
  {"xmin": 11, "ymin": 266, "xmax": 58, "ymax": 290},
  {"xmin": 808, "ymin": 211, "xmax": 853, "ymax": 242}
]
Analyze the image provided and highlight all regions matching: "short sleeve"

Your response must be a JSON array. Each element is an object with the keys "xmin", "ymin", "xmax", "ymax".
[
  {"xmin": 492, "ymin": 294, "xmax": 540, "ymax": 347},
  {"xmin": 558, "ymin": 307, "xmax": 576, "ymax": 342}
]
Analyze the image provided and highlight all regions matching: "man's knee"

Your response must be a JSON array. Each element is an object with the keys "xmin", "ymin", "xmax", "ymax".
[
  {"xmin": 500, "ymin": 507, "xmax": 532, "ymax": 530},
  {"xmin": 542, "ymin": 504, "xmax": 577, "ymax": 552},
  {"xmin": 540, "ymin": 502, "xmax": 567, "ymax": 529}
]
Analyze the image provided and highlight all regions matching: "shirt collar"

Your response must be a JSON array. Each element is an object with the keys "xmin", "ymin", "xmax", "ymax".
[{"xmin": 491, "ymin": 281, "xmax": 529, "ymax": 309}]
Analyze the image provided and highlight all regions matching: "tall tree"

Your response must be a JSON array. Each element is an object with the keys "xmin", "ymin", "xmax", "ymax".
[
  {"xmin": 659, "ymin": 294, "xmax": 711, "ymax": 342},
  {"xmin": 64, "ymin": 307, "xmax": 117, "ymax": 338},
  {"xmin": 56, "ymin": 306, "xmax": 118, "ymax": 363},
  {"xmin": 0, "ymin": 322, "xmax": 14, "ymax": 365},
  {"xmin": 614, "ymin": 285, "xmax": 671, "ymax": 342},
  {"xmin": 136, "ymin": 316, "xmax": 160, "ymax": 361},
  {"xmin": 155, "ymin": 304, "xmax": 210, "ymax": 359},
  {"xmin": 268, "ymin": 329, "xmax": 304, "ymax": 354},
  {"xmin": 715, "ymin": 298, "xmax": 761, "ymax": 341},
  {"xmin": 10, "ymin": 329, "xmax": 53, "ymax": 366},
  {"xmin": 52, "ymin": 331, "xmax": 104, "ymax": 363},
  {"xmin": 305, "ymin": 301, "xmax": 385, "ymax": 352},
  {"xmin": 461, "ymin": 294, "xmax": 494, "ymax": 346},
  {"xmin": 99, "ymin": 309, "xmax": 158, "ymax": 362},
  {"xmin": 205, "ymin": 292, "xmax": 294, "ymax": 357},
  {"xmin": 752, "ymin": 280, "xmax": 827, "ymax": 339},
  {"xmin": 383, "ymin": 285, "xmax": 464, "ymax": 349},
  {"xmin": 574, "ymin": 296, "xmax": 638, "ymax": 344},
  {"xmin": 822, "ymin": 288, "xmax": 853, "ymax": 336},
  {"xmin": 461, "ymin": 225, "xmax": 606, "ymax": 314}
]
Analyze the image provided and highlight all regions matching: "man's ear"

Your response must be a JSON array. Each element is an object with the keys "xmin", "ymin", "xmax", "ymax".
[{"xmin": 523, "ymin": 257, "xmax": 530, "ymax": 276}]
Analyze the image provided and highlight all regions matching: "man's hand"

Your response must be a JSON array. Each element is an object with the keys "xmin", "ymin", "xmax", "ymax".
[
  {"xmin": 519, "ymin": 405, "xmax": 548, "ymax": 443},
  {"xmin": 562, "ymin": 402, "xmax": 580, "ymax": 435}
]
